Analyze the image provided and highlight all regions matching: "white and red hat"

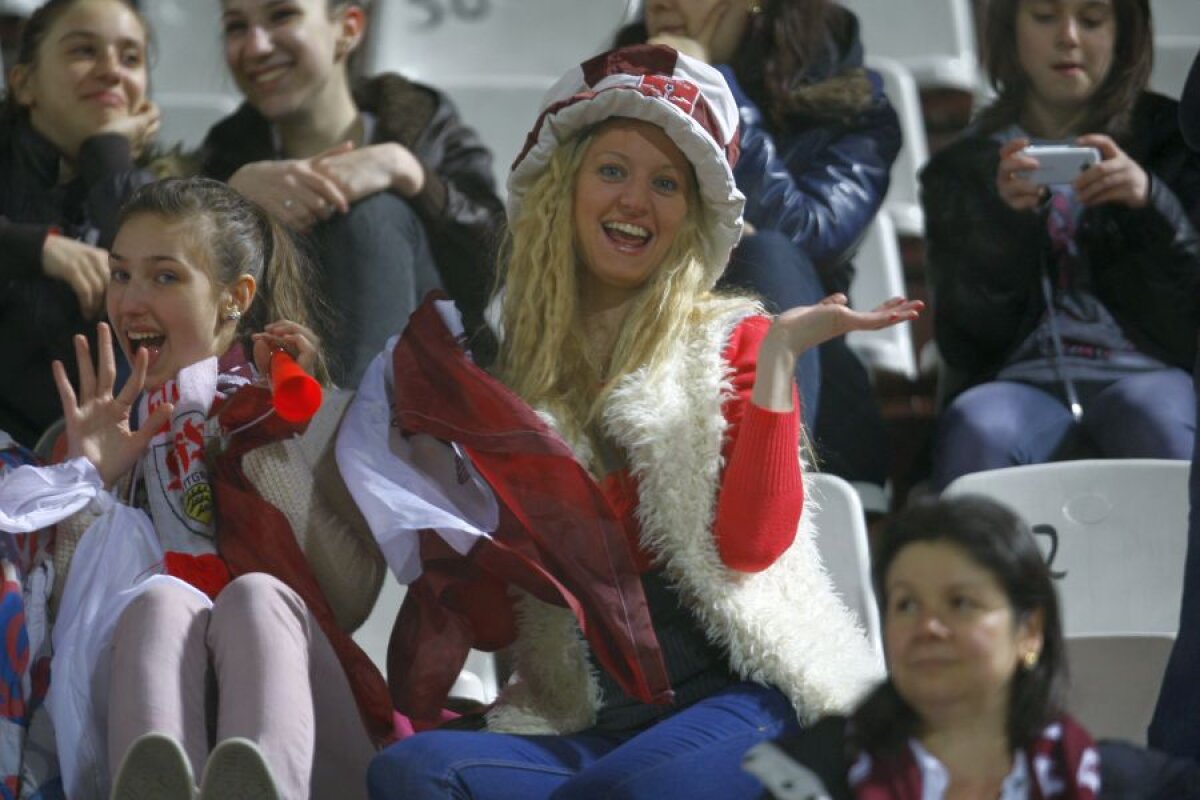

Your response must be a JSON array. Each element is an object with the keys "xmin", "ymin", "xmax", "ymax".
[{"xmin": 508, "ymin": 45, "xmax": 745, "ymax": 288}]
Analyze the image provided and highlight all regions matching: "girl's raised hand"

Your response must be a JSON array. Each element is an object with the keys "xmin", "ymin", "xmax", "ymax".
[
  {"xmin": 647, "ymin": 0, "xmax": 730, "ymax": 63},
  {"xmin": 51, "ymin": 322, "xmax": 173, "ymax": 488},
  {"xmin": 252, "ymin": 319, "xmax": 321, "ymax": 378},
  {"xmin": 996, "ymin": 138, "xmax": 1046, "ymax": 212},
  {"xmin": 752, "ymin": 295, "xmax": 923, "ymax": 411},
  {"xmin": 1073, "ymin": 134, "xmax": 1150, "ymax": 209}
]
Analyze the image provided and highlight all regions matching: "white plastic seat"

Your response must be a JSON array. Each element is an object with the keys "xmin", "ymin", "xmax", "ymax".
[
  {"xmin": 942, "ymin": 459, "xmax": 1190, "ymax": 637},
  {"xmin": 352, "ymin": 565, "xmax": 501, "ymax": 706},
  {"xmin": 807, "ymin": 472, "xmax": 884, "ymax": 659},
  {"xmin": 154, "ymin": 92, "xmax": 240, "ymax": 152},
  {"xmin": 845, "ymin": 214, "xmax": 919, "ymax": 380},
  {"xmin": 1152, "ymin": 0, "xmax": 1200, "ymax": 37},
  {"xmin": 867, "ymin": 56, "xmax": 930, "ymax": 237},
  {"xmin": 1065, "ymin": 633, "xmax": 1174, "ymax": 745},
  {"xmin": 1151, "ymin": 36, "xmax": 1200, "ymax": 99},
  {"xmin": 840, "ymin": 0, "xmax": 983, "ymax": 94}
]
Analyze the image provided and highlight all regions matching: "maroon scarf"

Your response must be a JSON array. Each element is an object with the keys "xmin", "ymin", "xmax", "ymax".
[{"xmin": 853, "ymin": 716, "xmax": 1101, "ymax": 800}]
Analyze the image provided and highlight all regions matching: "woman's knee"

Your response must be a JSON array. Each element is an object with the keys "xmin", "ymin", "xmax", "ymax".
[
  {"xmin": 113, "ymin": 579, "xmax": 209, "ymax": 647},
  {"xmin": 210, "ymin": 572, "xmax": 304, "ymax": 625},
  {"xmin": 318, "ymin": 191, "xmax": 424, "ymax": 242}
]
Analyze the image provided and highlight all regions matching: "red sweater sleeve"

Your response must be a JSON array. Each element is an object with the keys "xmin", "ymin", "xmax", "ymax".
[{"xmin": 713, "ymin": 315, "xmax": 805, "ymax": 573}]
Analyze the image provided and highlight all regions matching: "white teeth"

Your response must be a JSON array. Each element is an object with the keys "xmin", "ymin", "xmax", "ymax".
[
  {"xmin": 128, "ymin": 332, "xmax": 162, "ymax": 341},
  {"xmin": 604, "ymin": 221, "xmax": 650, "ymax": 238},
  {"xmin": 254, "ymin": 66, "xmax": 288, "ymax": 84}
]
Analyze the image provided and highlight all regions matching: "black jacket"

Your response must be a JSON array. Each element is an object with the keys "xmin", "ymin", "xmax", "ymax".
[
  {"xmin": 0, "ymin": 121, "xmax": 154, "ymax": 447},
  {"xmin": 922, "ymin": 92, "xmax": 1200, "ymax": 398},
  {"xmin": 763, "ymin": 716, "xmax": 1200, "ymax": 800},
  {"xmin": 198, "ymin": 73, "xmax": 505, "ymax": 338}
]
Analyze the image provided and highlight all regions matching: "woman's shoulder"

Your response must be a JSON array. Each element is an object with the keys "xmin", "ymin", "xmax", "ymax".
[
  {"xmin": 353, "ymin": 72, "xmax": 443, "ymax": 143},
  {"xmin": 920, "ymin": 131, "xmax": 998, "ymax": 187},
  {"xmin": 197, "ymin": 103, "xmax": 274, "ymax": 179}
]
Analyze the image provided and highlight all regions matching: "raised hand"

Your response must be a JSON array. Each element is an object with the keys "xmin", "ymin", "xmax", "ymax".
[
  {"xmin": 753, "ymin": 294, "xmax": 924, "ymax": 412},
  {"xmin": 96, "ymin": 98, "xmax": 161, "ymax": 158},
  {"xmin": 314, "ymin": 141, "xmax": 426, "ymax": 201},
  {"xmin": 51, "ymin": 322, "xmax": 173, "ymax": 487},
  {"xmin": 252, "ymin": 319, "xmax": 322, "ymax": 378},
  {"xmin": 229, "ymin": 151, "xmax": 352, "ymax": 232},
  {"xmin": 996, "ymin": 138, "xmax": 1047, "ymax": 212},
  {"xmin": 41, "ymin": 235, "xmax": 109, "ymax": 319},
  {"xmin": 647, "ymin": 0, "xmax": 731, "ymax": 63},
  {"xmin": 1073, "ymin": 134, "xmax": 1149, "ymax": 209}
]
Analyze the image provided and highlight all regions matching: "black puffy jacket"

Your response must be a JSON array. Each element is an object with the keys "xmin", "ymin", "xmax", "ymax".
[{"xmin": 922, "ymin": 92, "xmax": 1200, "ymax": 397}]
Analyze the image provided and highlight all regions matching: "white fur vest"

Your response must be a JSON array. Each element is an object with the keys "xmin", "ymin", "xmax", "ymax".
[{"xmin": 486, "ymin": 306, "xmax": 884, "ymax": 734}]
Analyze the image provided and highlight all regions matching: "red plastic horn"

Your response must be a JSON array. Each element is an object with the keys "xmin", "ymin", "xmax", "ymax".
[{"xmin": 270, "ymin": 350, "xmax": 322, "ymax": 423}]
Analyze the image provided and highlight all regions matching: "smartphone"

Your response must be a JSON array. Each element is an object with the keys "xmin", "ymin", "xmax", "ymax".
[
  {"xmin": 1018, "ymin": 145, "xmax": 1101, "ymax": 186},
  {"xmin": 742, "ymin": 742, "xmax": 833, "ymax": 800}
]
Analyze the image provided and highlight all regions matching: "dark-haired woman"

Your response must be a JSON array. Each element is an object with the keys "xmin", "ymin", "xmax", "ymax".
[
  {"xmin": 759, "ymin": 495, "xmax": 1200, "ymax": 799},
  {"xmin": 924, "ymin": 0, "xmax": 1200, "ymax": 490},
  {"xmin": 616, "ymin": 0, "xmax": 901, "ymax": 484},
  {"xmin": 0, "ymin": 0, "xmax": 158, "ymax": 448}
]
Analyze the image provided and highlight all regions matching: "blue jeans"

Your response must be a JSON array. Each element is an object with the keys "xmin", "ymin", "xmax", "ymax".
[
  {"xmin": 932, "ymin": 371, "xmax": 1195, "ymax": 491},
  {"xmin": 1150, "ymin": 351, "xmax": 1200, "ymax": 758},
  {"xmin": 366, "ymin": 682, "xmax": 801, "ymax": 799},
  {"xmin": 720, "ymin": 231, "xmax": 824, "ymax": 425},
  {"xmin": 311, "ymin": 191, "xmax": 440, "ymax": 387}
]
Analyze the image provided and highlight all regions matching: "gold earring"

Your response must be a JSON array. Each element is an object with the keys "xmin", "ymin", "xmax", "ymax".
[
  {"xmin": 748, "ymin": 1, "xmax": 763, "ymax": 14},
  {"xmin": 1022, "ymin": 650, "xmax": 1039, "ymax": 670}
]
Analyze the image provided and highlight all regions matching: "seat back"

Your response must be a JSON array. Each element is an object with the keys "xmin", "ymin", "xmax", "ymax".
[
  {"xmin": 1064, "ymin": 633, "xmax": 1174, "ymax": 745},
  {"xmin": 808, "ymin": 472, "xmax": 883, "ymax": 658},
  {"xmin": 845, "ymin": 213, "xmax": 919, "ymax": 380},
  {"xmin": 1151, "ymin": 36, "xmax": 1200, "ymax": 99},
  {"xmin": 867, "ymin": 56, "xmax": 929, "ymax": 237},
  {"xmin": 943, "ymin": 460, "xmax": 1190, "ymax": 637},
  {"xmin": 840, "ymin": 0, "xmax": 982, "ymax": 92}
]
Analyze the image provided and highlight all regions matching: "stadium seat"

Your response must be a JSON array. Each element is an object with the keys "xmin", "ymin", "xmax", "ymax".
[
  {"xmin": 351, "ymin": 570, "xmax": 501, "ymax": 705},
  {"xmin": 867, "ymin": 56, "xmax": 930, "ymax": 237},
  {"xmin": 840, "ymin": 0, "xmax": 984, "ymax": 94},
  {"xmin": 1065, "ymin": 634, "xmax": 1174, "ymax": 745},
  {"xmin": 154, "ymin": 91, "xmax": 240, "ymax": 152},
  {"xmin": 942, "ymin": 459, "xmax": 1190, "ymax": 637},
  {"xmin": 846, "ymin": 213, "xmax": 920, "ymax": 381},
  {"xmin": 1151, "ymin": 36, "xmax": 1200, "ymax": 99},
  {"xmin": 808, "ymin": 472, "xmax": 884, "ymax": 659},
  {"xmin": 1152, "ymin": 0, "xmax": 1200, "ymax": 37}
]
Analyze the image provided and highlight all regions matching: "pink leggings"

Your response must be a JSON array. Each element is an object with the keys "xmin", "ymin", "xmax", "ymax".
[{"xmin": 108, "ymin": 573, "xmax": 375, "ymax": 799}]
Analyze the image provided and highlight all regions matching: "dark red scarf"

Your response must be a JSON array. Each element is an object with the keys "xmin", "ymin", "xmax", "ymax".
[{"xmin": 854, "ymin": 716, "xmax": 1101, "ymax": 800}]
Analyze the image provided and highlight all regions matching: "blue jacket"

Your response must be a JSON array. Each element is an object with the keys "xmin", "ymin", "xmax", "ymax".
[{"xmin": 718, "ymin": 14, "xmax": 900, "ymax": 293}]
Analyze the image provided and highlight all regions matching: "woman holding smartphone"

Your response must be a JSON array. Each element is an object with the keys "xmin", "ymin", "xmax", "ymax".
[{"xmin": 923, "ymin": 0, "xmax": 1200, "ymax": 489}]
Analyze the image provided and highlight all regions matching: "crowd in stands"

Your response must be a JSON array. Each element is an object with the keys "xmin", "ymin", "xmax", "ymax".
[{"xmin": 0, "ymin": 0, "xmax": 1196, "ymax": 797}]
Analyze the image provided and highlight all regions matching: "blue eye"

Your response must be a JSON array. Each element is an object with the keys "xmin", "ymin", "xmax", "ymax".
[
  {"xmin": 154, "ymin": 271, "xmax": 178, "ymax": 285},
  {"xmin": 654, "ymin": 176, "xmax": 680, "ymax": 193},
  {"xmin": 109, "ymin": 268, "xmax": 129, "ymax": 284},
  {"xmin": 598, "ymin": 163, "xmax": 624, "ymax": 180}
]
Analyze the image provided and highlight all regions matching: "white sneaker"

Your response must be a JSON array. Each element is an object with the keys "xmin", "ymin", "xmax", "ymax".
[
  {"xmin": 199, "ymin": 737, "xmax": 282, "ymax": 800},
  {"xmin": 111, "ymin": 732, "xmax": 196, "ymax": 800}
]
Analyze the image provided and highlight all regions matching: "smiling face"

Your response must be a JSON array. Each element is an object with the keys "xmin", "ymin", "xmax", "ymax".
[
  {"xmin": 107, "ymin": 213, "xmax": 253, "ymax": 390},
  {"xmin": 1016, "ymin": 0, "xmax": 1116, "ymax": 119},
  {"xmin": 884, "ymin": 541, "xmax": 1044, "ymax": 730},
  {"xmin": 643, "ymin": 0, "xmax": 750, "ymax": 63},
  {"xmin": 11, "ymin": 0, "xmax": 148, "ymax": 159},
  {"xmin": 220, "ymin": 0, "xmax": 360, "ymax": 121},
  {"xmin": 572, "ymin": 118, "xmax": 693, "ymax": 309}
]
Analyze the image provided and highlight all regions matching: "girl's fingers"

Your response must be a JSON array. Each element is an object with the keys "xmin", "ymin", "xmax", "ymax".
[
  {"xmin": 96, "ymin": 322, "xmax": 116, "ymax": 395},
  {"xmin": 74, "ymin": 334, "xmax": 96, "ymax": 403},
  {"xmin": 51, "ymin": 360, "xmax": 79, "ymax": 417},
  {"xmin": 115, "ymin": 347, "xmax": 149, "ymax": 407},
  {"xmin": 135, "ymin": 403, "xmax": 174, "ymax": 449}
]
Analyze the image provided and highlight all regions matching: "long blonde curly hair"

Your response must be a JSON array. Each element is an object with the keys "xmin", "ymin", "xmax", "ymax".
[{"xmin": 496, "ymin": 120, "xmax": 756, "ymax": 453}]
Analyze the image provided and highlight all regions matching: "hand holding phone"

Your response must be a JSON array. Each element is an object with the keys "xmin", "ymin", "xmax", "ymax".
[{"xmin": 1018, "ymin": 145, "xmax": 1101, "ymax": 186}]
